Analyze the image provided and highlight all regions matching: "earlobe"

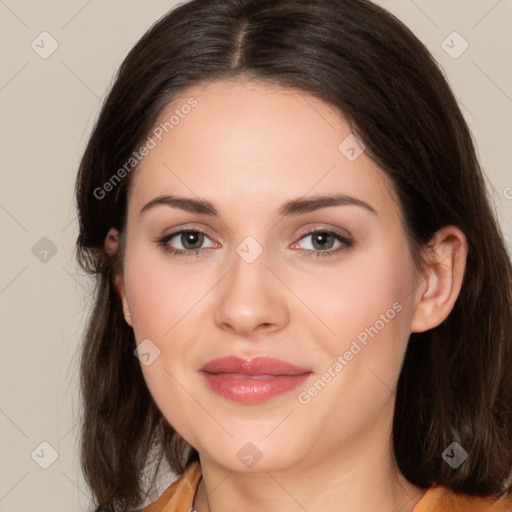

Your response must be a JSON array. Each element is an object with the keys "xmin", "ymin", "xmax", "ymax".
[
  {"xmin": 410, "ymin": 226, "xmax": 468, "ymax": 333},
  {"xmin": 115, "ymin": 273, "xmax": 133, "ymax": 327}
]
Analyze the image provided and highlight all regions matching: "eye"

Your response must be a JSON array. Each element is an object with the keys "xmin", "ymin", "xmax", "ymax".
[
  {"xmin": 291, "ymin": 229, "xmax": 354, "ymax": 258},
  {"xmin": 157, "ymin": 229, "xmax": 218, "ymax": 256},
  {"xmin": 156, "ymin": 227, "xmax": 354, "ymax": 258}
]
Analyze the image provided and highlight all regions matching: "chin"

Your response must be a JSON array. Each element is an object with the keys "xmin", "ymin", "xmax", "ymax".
[{"xmin": 201, "ymin": 438, "xmax": 306, "ymax": 473}]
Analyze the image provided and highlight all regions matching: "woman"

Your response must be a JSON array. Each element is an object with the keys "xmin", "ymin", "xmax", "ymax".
[{"xmin": 74, "ymin": 0, "xmax": 512, "ymax": 511}]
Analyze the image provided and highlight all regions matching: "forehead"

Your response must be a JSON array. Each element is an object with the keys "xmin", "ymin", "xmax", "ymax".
[{"xmin": 127, "ymin": 79, "xmax": 399, "ymax": 219}]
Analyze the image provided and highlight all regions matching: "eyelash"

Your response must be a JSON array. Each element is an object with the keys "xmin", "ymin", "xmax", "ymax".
[{"xmin": 156, "ymin": 228, "xmax": 354, "ymax": 258}]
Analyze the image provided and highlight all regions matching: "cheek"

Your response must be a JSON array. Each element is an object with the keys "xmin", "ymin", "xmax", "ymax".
[
  {"xmin": 123, "ymin": 252, "xmax": 204, "ymax": 442},
  {"xmin": 124, "ymin": 247, "xmax": 206, "ymax": 341},
  {"xmin": 299, "ymin": 249, "xmax": 413, "ymax": 344},
  {"xmin": 305, "ymin": 246, "xmax": 415, "ymax": 395}
]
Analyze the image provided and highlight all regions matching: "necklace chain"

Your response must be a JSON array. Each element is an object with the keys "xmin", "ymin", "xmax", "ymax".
[{"xmin": 199, "ymin": 477, "xmax": 212, "ymax": 512}]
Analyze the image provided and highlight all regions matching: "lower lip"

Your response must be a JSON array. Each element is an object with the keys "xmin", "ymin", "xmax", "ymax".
[{"xmin": 201, "ymin": 372, "xmax": 311, "ymax": 404}]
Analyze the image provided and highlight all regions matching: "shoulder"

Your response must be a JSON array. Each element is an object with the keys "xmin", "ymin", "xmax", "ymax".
[
  {"xmin": 413, "ymin": 485, "xmax": 512, "ymax": 512},
  {"xmin": 140, "ymin": 461, "xmax": 202, "ymax": 512}
]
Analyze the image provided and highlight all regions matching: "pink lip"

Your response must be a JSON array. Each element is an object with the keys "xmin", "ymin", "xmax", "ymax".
[{"xmin": 199, "ymin": 356, "xmax": 312, "ymax": 404}]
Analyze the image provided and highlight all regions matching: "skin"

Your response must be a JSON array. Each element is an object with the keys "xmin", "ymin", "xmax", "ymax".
[{"xmin": 107, "ymin": 79, "xmax": 468, "ymax": 512}]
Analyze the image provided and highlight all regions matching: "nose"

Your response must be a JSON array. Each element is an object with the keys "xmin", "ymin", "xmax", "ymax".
[{"xmin": 213, "ymin": 246, "xmax": 289, "ymax": 337}]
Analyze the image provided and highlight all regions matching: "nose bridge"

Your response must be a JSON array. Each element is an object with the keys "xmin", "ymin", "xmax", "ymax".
[
  {"xmin": 231, "ymin": 235, "xmax": 269, "ymax": 289},
  {"xmin": 213, "ymin": 234, "xmax": 288, "ymax": 335}
]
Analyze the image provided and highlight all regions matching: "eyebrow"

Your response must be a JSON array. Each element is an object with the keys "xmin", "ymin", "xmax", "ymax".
[{"xmin": 139, "ymin": 193, "xmax": 378, "ymax": 217}]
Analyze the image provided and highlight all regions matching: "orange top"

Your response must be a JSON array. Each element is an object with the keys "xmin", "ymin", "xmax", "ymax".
[{"xmin": 141, "ymin": 461, "xmax": 512, "ymax": 512}]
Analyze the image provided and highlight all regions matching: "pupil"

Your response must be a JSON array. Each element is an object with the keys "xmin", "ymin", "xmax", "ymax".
[
  {"xmin": 314, "ymin": 232, "xmax": 332, "ymax": 250},
  {"xmin": 183, "ymin": 232, "xmax": 202, "ymax": 249}
]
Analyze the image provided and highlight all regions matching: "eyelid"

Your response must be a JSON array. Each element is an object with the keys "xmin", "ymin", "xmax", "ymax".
[
  {"xmin": 156, "ymin": 223, "xmax": 218, "ymax": 241},
  {"xmin": 293, "ymin": 223, "xmax": 353, "ymax": 243}
]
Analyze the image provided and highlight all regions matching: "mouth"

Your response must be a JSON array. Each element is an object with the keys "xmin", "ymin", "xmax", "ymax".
[{"xmin": 199, "ymin": 356, "xmax": 312, "ymax": 404}]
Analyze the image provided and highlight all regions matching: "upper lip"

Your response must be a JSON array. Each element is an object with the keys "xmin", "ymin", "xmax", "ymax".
[{"xmin": 199, "ymin": 356, "xmax": 311, "ymax": 376}]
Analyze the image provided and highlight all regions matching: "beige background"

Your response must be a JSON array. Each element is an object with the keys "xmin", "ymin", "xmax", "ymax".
[{"xmin": 0, "ymin": 1, "xmax": 511, "ymax": 511}]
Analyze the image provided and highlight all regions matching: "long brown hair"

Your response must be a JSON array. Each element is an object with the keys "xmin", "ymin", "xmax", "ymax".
[{"xmin": 74, "ymin": 0, "xmax": 512, "ymax": 509}]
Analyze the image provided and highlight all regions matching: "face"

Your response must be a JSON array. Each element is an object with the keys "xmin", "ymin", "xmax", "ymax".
[{"xmin": 117, "ymin": 79, "xmax": 425, "ymax": 473}]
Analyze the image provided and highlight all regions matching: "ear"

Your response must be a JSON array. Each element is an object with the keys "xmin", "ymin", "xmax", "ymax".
[
  {"xmin": 104, "ymin": 228, "xmax": 133, "ymax": 327},
  {"xmin": 410, "ymin": 225, "xmax": 468, "ymax": 333},
  {"xmin": 115, "ymin": 273, "xmax": 133, "ymax": 327},
  {"xmin": 104, "ymin": 227, "xmax": 120, "ymax": 256}
]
